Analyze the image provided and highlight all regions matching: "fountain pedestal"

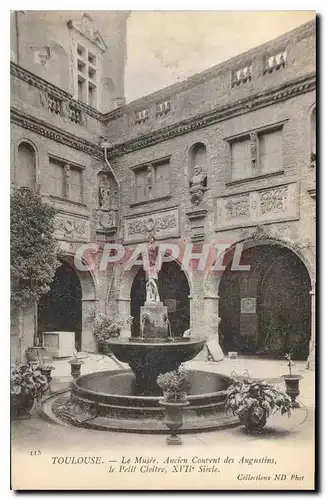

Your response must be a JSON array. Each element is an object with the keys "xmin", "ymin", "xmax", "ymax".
[{"xmin": 140, "ymin": 301, "xmax": 169, "ymax": 340}]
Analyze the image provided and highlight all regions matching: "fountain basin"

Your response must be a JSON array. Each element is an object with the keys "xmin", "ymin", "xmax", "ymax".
[
  {"xmin": 43, "ymin": 369, "xmax": 238, "ymax": 433},
  {"xmin": 106, "ymin": 337, "xmax": 206, "ymax": 392}
]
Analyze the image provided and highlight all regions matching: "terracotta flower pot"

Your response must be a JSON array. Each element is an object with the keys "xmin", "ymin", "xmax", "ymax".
[
  {"xmin": 159, "ymin": 399, "xmax": 190, "ymax": 445},
  {"xmin": 69, "ymin": 360, "xmax": 84, "ymax": 379},
  {"xmin": 282, "ymin": 375, "xmax": 303, "ymax": 407}
]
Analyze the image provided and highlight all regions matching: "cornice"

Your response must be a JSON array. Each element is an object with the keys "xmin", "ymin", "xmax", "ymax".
[
  {"xmin": 11, "ymin": 71, "xmax": 315, "ymax": 162},
  {"xmin": 104, "ymin": 73, "xmax": 316, "ymax": 158},
  {"xmin": 11, "ymin": 107, "xmax": 103, "ymax": 160},
  {"xmin": 10, "ymin": 62, "xmax": 103, "ymax": 122}
]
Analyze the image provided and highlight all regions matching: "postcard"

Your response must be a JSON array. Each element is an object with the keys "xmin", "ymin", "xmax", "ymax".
[{"xmin": 10, "ymin": 10, "xmax": 316, "ymax": 490}]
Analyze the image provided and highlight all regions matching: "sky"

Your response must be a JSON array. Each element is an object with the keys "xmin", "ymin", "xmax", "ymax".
[{"xmin": 124, "ymin": 11, "xmax": 315, "ymax": 102}]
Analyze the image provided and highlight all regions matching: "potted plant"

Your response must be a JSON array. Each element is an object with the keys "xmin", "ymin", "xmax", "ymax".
[
  {"xmin": 282, "ymin": 353, "xmax": 303, "ymax": 407},
  {"xmin": 157, "ymin": 368, "xmax": 189, "ymax": 402},
  {"xmin": 68, "ymin": 350, "xmax": 84, "ymax": 379},
  {"xmin": 157, "ymin": 368, "xmax": 190, "ymax": 445},
  {"xmin": 225, "ymin": 378, "xmax": 292, "ymax": 433},
  {"xmin": 11, "ymin": 362, "xmax": 49, "ymax": 419},
  {"xmin": 93, "ymin": 313, "xmax": 121, "ymax": 355}
]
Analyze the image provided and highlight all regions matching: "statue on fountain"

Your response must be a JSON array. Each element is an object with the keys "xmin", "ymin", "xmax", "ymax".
[
  {"xmin": 138, "ymin": 232, "xmax": 170, "ymax": 341},
  {"xmin": 146, "ymin": 233, "xmax": 160, "ymax": 303}
]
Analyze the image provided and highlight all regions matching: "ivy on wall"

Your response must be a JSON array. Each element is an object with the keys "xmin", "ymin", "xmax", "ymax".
[{"xmin": 11, "ymin": 187, "xmax": 60, "ymax": 308}]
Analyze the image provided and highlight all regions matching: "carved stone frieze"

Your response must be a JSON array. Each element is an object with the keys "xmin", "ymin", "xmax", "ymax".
[
  {"xmin": 124, "ymin": 208, "xmax": 179, "ymax": 243},
  {"xmin": 260, "ymin": 186, "xmax": 288, "ymax": 215},
  {"xmin": 11, "ymin": 62, "xmax": 315, "ymax": 160},
  {"xmin": 216, "ymin": 182, "xmax": 299, "ymax": 230},
  {"xmin": 53, "ymin": 213, "xmax": 90, "ymax": 241},
  {"xmin": 225, "ymin": 195, "xmax": 250, "ymax": 219}
]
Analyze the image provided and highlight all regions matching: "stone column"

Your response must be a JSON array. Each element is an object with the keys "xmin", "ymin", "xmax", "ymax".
[
  {"xmin": 203, "ymin": 295, "xmax": 220, "ymax": 341},
  {"xmin": 204, "ymin": 294, "xmax": 224, "ymax": 362},
  {"xmin": 117, "ymin": 298, "xmax": 132, "ymax": 338},
  {"xmin": 81, "ymin": 298, "xmax": 99, "ymax": 352},
  {"xmin": 307, "ymin": 282, "xmax": 316, "ymax": 370}
]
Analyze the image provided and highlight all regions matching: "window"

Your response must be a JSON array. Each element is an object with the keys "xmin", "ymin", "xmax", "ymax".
[
  {"xmin": 48, "ymin": 157, "xmax": 83, "ymax": 203},
  {"xmin": 75, "ymin": 42, "xmax": 98, "ymax": 107},
  {"xmin": 259, "ymin": 129, "xmax": 283, "ymax": 174},
  {"xmin": 155, "ymin": 161, "xmax": 170, "ymax": 197},
  {"xmin": 135, "ymin": 168, "xmax": 148, "ymax": 202},
  {"xmin": 48, "ymin": 158, "xmax": 65, "ymax": 197},
  {"xmin": 133, "ymin": 159, "xmax": 171, "ymax": 203},
  {"xmin": 69, "ymin": 167, "xmax": 83, "ymax": 203},
  {"xmin": 230, "ymin": 127, "xmax": 283, "ymax": 181},
  {"xmin": 231, "ymin": 139, "xmax": 251, "ymax": 180}
]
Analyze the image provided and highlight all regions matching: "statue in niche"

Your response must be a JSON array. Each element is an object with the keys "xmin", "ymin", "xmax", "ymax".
[
  {"xmin": 99, "ymin": 180, "xmax": 111, "ymax": 209},
  {"xmin": 146, "ymin": 165, "xmax": 154, "ymax": 199},
  {"xmin": 249, "ymin": 132, "xmax": 258, "ymax": 167},
  {"xmin": 145, "ymin": 233, "xmax": 160, "ymax": 302},
  {"xmin": 189, "ymin": 164, "xmax": 207, "ymax": 206}
]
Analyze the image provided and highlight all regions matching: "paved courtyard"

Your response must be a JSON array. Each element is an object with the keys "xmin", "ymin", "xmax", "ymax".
[
  {"xmin": 11, "ymin": 353, "xmax": 315, "ymax": 489},
  {"xmin": 12, "ymin": 353, "xmax": 315, "ymax": 448}
]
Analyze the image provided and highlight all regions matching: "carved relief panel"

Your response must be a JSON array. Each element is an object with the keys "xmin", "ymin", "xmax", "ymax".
[
  {"xmin": 53, "ymin": 212, "xmax": 90, "ymax": 241},
  {"xmin": 216, "ymin": 182, "xmax": 299, "ymax": 230},
  {"xmin": 124, "ymin": 207, "xmax": 180, "ymax": 243}
]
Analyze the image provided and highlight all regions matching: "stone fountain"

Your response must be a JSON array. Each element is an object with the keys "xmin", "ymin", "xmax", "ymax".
[
  {"xmin": 42, "ymin": 236, "xmax": 237, "ymax": 433},
  {"xmin": 106, "ymin": 274, "xmax": 205, "ymax": 393}
]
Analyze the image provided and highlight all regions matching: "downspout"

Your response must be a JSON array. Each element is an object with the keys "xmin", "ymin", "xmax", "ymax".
[
  {"xmin": 14, "ymin": 11, "xmax": 21, "ymax": 65},
  {"xmin": 100, "ymin": 142, "xmax": 121, "ymax": 314}
]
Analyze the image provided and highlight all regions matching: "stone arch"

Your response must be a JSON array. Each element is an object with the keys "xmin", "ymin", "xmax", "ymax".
[
  {"xmin": 205, "ymin": 234, "xmax": 313, "ymax": 362},
  {"xmin": 15, "ymin": 138, "xmax": 39, "ymax": 189},
  {"xmin": 115, "ymin": 254, "xmax": 193, "ymax": 337},
  {"xmin": 56, "ymin": 251, "xmax": 98, "ymax": 352},
  {"xmin": 204, "ymin": 234, "xmax": 314, "ymax": 295}
]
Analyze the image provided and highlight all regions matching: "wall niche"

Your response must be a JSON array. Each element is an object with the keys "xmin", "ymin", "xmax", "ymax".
[{"xmin": 96, "ymin": 171, "xmax": 119, "ymax": 235}]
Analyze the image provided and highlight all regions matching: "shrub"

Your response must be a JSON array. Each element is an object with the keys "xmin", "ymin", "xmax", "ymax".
[
  {"xmin": 93, "ymin": 313, "xmax": 121, "ymax": 353},
  {"xmin": 11, "ymin": 187, "xmax": 59, "ymax": 309}
]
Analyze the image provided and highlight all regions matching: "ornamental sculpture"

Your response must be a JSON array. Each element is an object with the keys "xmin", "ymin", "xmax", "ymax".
[
  {"xmin": 189, "ymin": 165, "xmax": 207, "ymax": 206},
  {"xmin": 145, "ymin": 233, "xmax": 160, "ymax": 303},
  {"xmin": 249, "ymin": 132, "xmax": 258, "ymax": 168},
  {"xmin": 147, "ymin": 165, "xmax": 154, "ymax": 199},
  {"xmin": 99, "ymin": 182, "xmax": 111, "ymax": 209},
  {"xmin": 260, "ymin": 187, "xmax": 288, "ymax": 215}
]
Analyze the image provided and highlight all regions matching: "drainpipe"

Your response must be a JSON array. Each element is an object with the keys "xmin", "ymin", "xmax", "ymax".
[
  {"xmin": 100, "ymin": 142, "xmax": 121, "ymax": 313},
  {"xmin": 14, "ymin": 11, "xmax": 20, "ymax": 65}
]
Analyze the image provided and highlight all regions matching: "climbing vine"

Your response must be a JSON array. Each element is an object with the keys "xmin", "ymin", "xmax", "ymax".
[{"xmin": 11, "ymin": 187, "xmax": 60, "ymax": 308}]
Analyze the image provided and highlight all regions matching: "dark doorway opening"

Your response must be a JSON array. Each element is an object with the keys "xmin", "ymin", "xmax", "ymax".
[
  {"xmin": 219, "ymin": 245, "xmax": 311, "ymax": 360},
  {"xmin": 130, "ymin": 261, "xmax": 190, "ymax": 338},
  {"xmin": 37, "ymin": 260, "xmax": 82, "ymax": 350}
]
